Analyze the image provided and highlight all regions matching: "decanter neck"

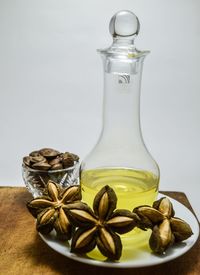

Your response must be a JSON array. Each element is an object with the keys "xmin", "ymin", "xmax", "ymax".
[{"xmin": 99, "ymin": 56, "xmax": 145, "ymax": 148}]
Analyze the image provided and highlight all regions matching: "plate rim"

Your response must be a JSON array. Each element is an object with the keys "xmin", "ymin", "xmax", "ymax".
[{"xmin": 39, "ymin": 193, "xmax": 200, "ymax": 268}]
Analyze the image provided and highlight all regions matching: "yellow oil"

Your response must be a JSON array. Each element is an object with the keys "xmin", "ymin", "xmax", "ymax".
[
  {"xmin": 80, "ymin": 168, "xmax": 159, "ymax": 261},
  {"xmin": 81, "ymin": 168, "xmax": 159, "ymax": 210}
]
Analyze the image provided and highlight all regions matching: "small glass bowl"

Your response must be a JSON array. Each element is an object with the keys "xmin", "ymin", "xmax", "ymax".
[{"xmin": 22, "ymin": 162, "xmax": 80, "ymax": 198}]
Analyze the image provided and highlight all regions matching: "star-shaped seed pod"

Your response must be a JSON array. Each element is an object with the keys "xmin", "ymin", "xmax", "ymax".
[
  {"xmin": 65, "ymin": 185, "xmax": 139, "ymax": 260},
  {"xmin": 27, "ymin": 180, "xmax": 81, "ymax": 239},
  {"xmin": 133, "ymin": 197, "xmax": 193, "ymax": 254}
]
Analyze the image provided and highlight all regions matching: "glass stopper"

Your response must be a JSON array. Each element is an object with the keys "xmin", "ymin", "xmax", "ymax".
[{"xmin": 109, "ymin": 10, "xmax": 140, "ymax": 38}]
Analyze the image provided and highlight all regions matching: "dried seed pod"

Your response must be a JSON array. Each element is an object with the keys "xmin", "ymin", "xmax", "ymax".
[
  {"xmin": 27, "ymin": 182, "xmax": 82, "ymax": 239},
  {"xmin": 32, "ymin": 162, "xmax": 51, "ymax": 171},
  {"xmin": 39, "ymin": 148, "xmax": 60, "ymax": 159},
  {"xmin": 149, "ymin": 218, "xmax": 174, "ymax": 254},
  {"xmin": 133, "ymin": 196, "xmax": 193, "ymax": 254},
  {"xmin": 170, "ymin": 217, "xmax": 193, "ymax": 242},
  {"xmin": 153, "ymin": 197, "xmax": 175, "ymax": 218},
  {"xmin": 68, "ymin": 185, "xmax": 138, "ymax": 260}
]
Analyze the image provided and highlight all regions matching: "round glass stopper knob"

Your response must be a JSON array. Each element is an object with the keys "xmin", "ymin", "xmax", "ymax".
[{"xmin": 109, "ymin": 10, "xmax": 140, "ymax": 38}]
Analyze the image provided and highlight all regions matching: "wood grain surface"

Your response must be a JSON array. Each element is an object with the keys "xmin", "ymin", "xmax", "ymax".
[{"xmin": 0, "ymin": 187, "xmax": 199, "ymax": 275}]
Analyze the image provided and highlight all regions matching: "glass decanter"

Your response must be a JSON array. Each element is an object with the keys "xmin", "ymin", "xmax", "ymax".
[{"xmin": 81, "ymin": 10, "xmax": 160, "ymax": 212}]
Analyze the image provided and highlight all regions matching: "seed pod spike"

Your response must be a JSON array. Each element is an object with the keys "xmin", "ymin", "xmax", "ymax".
[
  {"xmin": 71, "ymin": 227, "xmax": 97, "ymax": 254},
  {"xmin": 153, "ymin": 197, "xmax": 175, "ymax": 218},
  {"xmin": 47, "ymin": 181, "xmax": 59, "ymax": 201},
  {"xmin": 149, "ymin": 219, "xmax": 174, "ymax": 254},
  {"xmin": 170, "ymin": 217, "xmax": 193, "ymax": 242},
  {"xmin": 93, "ymin": 185, "xmax": 117, "ymax": 219}
]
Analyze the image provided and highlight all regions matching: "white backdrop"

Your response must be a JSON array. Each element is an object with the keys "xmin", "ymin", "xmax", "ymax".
[{"xmin": 0, "ymin": 0, "xmax": 199, "ymax": 219}]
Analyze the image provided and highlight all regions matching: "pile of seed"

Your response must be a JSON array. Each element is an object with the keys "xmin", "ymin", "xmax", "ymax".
[{"xmin": 23, "ymin": 148, "xmax": 79, "ymax": 171}]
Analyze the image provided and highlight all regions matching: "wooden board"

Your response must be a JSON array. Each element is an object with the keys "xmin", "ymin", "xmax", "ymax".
[{"xmin": 0, "ymin": 187, "xmax": 199, "ymax": 275}]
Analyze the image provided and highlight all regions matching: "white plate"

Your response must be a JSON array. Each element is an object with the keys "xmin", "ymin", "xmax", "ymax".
[{"xmin": 39, "ymin": 194, "xmax": 199, "ymax": 268}]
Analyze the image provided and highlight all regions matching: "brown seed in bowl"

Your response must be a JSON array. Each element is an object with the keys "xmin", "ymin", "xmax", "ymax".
[
  {"xmin": 32, "ymin": 162, "xmax": 51, "ymax": 171},
  {"xmin": 29, "ymin": 151, "xmax": 41, "ymax": 157},
  {"xmin": 39, "ymin": 148, "xmax": 60, "ymax": 159},
  {"xmin": 30, "ymin": 155, "xmax": 46, "ymax": 164},
  {"xmin": 23, "ymin": 156, "xmax": 32, "ymax": 167},
  {"xmin": 49, "ymin": 157, "xmax": 62, "ymax": 166},
  {"xmin": 51, "ymin": 163, "xmax": 63, "ymax": 170}
]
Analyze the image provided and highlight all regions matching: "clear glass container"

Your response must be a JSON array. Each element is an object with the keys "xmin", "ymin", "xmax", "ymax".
[
  {"xmin": 81, "ymin": 11, "xmax": 160, "ymax": 212},
  {"xmin": 22, "ymin": 163, "xmax": 79, "ymax": 198}
]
